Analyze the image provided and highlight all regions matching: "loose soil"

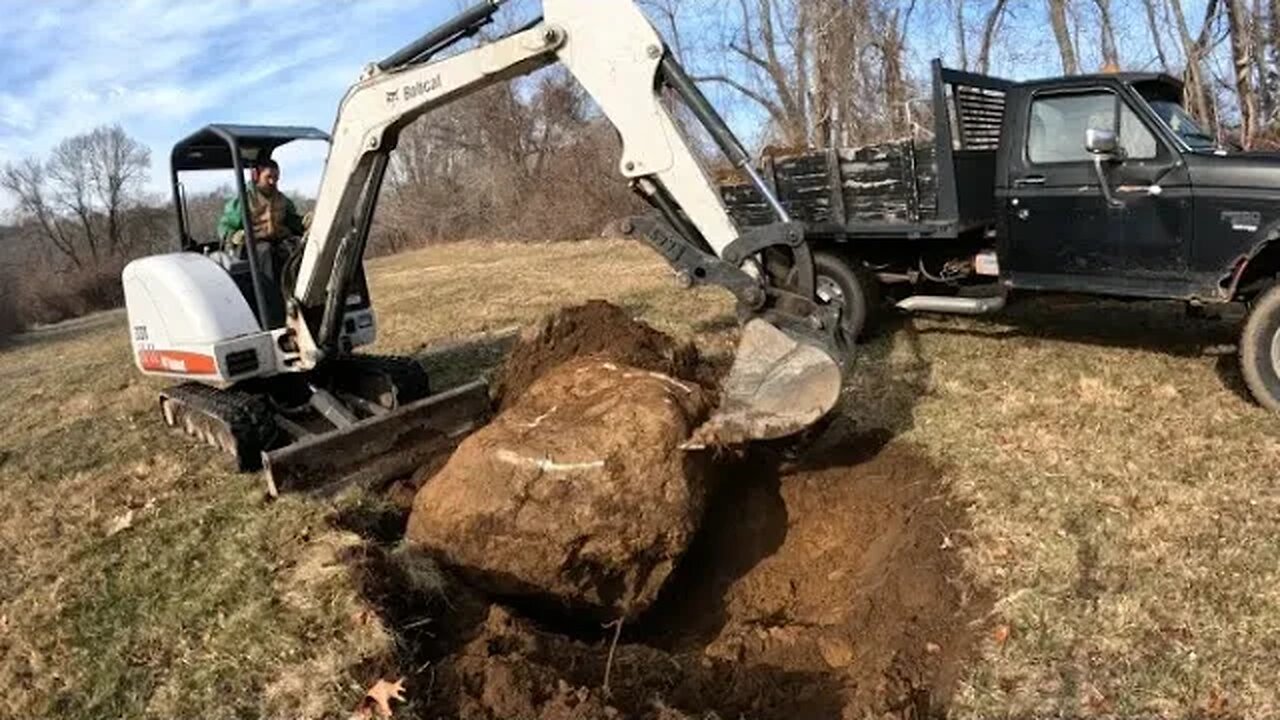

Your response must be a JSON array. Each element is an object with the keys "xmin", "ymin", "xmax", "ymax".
[
  {"xmin": 353, "ymin": 303, "xmax": 988, "ymax": 719},
  {"xmin": 492, "ymin": 300, "xmax": 715, "ymax": 408}
]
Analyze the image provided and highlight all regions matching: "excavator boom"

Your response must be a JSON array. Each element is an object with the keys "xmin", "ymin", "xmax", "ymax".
[{"xmin": 286, "ymin": 0, "xmax": 846, "ymax": 448}]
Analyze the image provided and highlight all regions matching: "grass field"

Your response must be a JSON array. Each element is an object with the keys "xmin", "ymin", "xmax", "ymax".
[{"xmin": 2, "ymin": 238, "xmax": 1280, "ymax": 718}]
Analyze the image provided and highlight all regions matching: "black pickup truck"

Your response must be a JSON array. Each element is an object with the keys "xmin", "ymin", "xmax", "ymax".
[{"xmin": 722, "ymin": 60, "xmax": 1280, "ymax": 412}]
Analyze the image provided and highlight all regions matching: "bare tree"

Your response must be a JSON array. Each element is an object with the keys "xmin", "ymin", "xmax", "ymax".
[
  {"xmin": 977, "ymin": 0, "xmax": 1011, "ymax": 74},
  {"xmin": 954, "ymin": 0, "xmax": 969, "ymax": 70},
  {"xmin": 0, "ymin": 124, "xmax": 151, "ymax": 269},
  {"xmin": 692, "ymin": 0, "xmax": 816, "ymax": 147},
  {"xmin": 1143, "ymin": 0, "xmax": 1172, "ymax": 71},
  {"xmin": 1093, "ymin": 0, "xmax": 1120, "ymax": 68},
  {"xmin": 48, "ymin": 135, "xmax": 101, "ymax": 263},
  {"xmin": 85, "ymin": 125, "xmax": 150, "ymax": 255},
  {"xmin": 1, "ymin": 160, "xmax": 83, "ymax": 268},
  {"xmin": 1167, "ymin": 0, "xmax": 1221, "ymax": 132},
  {"xmin": 874, "ymin": 1, "xmax": 917, "ymax": 137},
  {"xmin": 1047, "ymin": 0, "xmax": 1080, "ymax": 74},
  {"xmin": 1225, "ymin": 0, "xmax": 1259, "ymax": 146}
]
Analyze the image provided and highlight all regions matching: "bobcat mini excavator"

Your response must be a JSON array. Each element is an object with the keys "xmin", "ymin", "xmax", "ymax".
[{"xmin": 123, "ymin": 0, "xmax": 846, "ymax": 494}]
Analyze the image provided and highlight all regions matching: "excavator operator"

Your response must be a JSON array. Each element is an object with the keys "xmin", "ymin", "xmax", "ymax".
[{"xmin": 217, "ymin": 159, "xmax": 308, "ymax": 282}]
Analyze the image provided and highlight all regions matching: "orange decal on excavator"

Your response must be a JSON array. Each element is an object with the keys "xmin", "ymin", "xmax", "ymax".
[{"xmin": 138, "ymin": 350, "xmax": 218, "ymax": 375}]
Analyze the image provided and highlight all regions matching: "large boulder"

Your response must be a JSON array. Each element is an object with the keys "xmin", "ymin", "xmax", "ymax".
[{"xmin": 407, "ymin": 357, "xmax": 711, "ymax": 620}]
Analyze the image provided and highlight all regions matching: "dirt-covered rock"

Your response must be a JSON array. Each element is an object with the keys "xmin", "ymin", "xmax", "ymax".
[{"xmin": 407, "ymin": 357, "xmax": 711, "ymax": 620}]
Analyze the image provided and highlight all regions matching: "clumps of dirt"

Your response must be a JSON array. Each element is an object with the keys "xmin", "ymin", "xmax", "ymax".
[
  {"xmin": 640, "ymin": 440, "xmax": 984, "ymax": 717},
  {"xmin": 361, "ymin": 440, "xmax": 986, "ymax": 719},
  {"xmin": 493, "ymin": 300, "xmax": 713, "ymax": 408},
  {"xmin": 342, "ymin": 304, "xmax": 989, "ymax": 719}
]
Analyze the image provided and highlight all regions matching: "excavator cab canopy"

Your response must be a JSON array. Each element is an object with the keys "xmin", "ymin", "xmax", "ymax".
[
  {"xmin": 170, "ymin": 123, "xmax": 330, "ymax": 250},
  {"xmin": 169, "ymin": 123, "xmax": 331, "ymax": 331}
]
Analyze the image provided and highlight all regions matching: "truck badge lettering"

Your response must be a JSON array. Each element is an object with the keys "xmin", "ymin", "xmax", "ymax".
[
  {"xmin": 1222, "ymin": 211, "xmax": 1261, "ymax": 233},
  {"xmin": 403, "ymin": 74, "xmax": 443, "ymax": 102}
]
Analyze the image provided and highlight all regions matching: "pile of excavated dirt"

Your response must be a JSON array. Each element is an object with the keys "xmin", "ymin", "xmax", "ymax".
[
  {"xmin": 361, "ymin": 304, "xmax": 987, "ymax": 718},
  {"xmin": 374, "ymin": 441, "xmax": 986, "ymax": 720},
  {"xmin": 492, "ymin": 300, "xmax": 713, "ymax": 408},
  {"xmin": 407, "ymin": 355, "xmax": 712, "ymax": 620}
]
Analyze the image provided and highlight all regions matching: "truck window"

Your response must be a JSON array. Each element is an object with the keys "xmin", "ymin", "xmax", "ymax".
[
  {"xmin": 1147, "ymin": 99, "xmax": 1217, "ymax": 150},
  {"xmin": 1028, "ymin": 91, "xmax": 1158, "ymax": 163}
]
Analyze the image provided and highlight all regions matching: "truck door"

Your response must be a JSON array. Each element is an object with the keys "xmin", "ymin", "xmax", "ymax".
[{"xmin": 1003, "ymin": 86, "xmax": 1190, "ymax": 289}]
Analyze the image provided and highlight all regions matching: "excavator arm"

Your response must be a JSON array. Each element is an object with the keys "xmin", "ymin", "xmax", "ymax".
[{"xmin": 289, "ymin": 0, "xmax": 845, "ymax": 444}]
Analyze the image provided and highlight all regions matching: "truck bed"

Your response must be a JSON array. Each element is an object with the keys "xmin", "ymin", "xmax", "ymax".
[
  {"xmin": 721, "ymin": 140, "xmax": 940, "ymax": 228},
  {"xmin": 720, "ymin": 62, "xmax": 1012, "ymax": 241}
]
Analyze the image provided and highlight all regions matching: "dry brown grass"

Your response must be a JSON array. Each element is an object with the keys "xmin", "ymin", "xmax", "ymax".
[{"xmin": 1, "ymin": 239, "xmax": 1279, "ymax": 718}]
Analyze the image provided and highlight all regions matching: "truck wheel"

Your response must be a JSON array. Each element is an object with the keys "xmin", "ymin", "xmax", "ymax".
[
  {"xmin": 1240, "ymin": 283, "xmax": 1280, "ymax": 412},
  {"xmin": 813, "ymin": 251, "xmax": 879, "ymax": 345}
]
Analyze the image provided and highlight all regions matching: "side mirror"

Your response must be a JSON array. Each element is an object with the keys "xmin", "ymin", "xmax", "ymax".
[
  {"xmin": 1085, "ymin": 127, "xmax": 1119, "ymax": 157},
  {"xmin": 1085, "ymin": 128, "xmax": 1125, "ymax": 208}
]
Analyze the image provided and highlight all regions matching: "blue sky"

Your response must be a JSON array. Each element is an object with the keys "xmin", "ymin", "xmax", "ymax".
[
  {"xmin": 0, "ymin": 0, "xmax": 1213, "ymax": 214},
  {"xmin": 0, "ymin": 0, "xmax": 468, "ymax": 206}
]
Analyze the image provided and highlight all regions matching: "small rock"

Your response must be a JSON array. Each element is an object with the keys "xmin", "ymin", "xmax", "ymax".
[
  {"xmin": 105, "ymin": 509, "xmax": 135, "ymax": 537},
  {"xmin": 817, "ymin": 635, "xmax": 855, "ymax": 668},
  {"xmin": 925, "ymin": 642, "xmax": 942, "ymax": 655}
]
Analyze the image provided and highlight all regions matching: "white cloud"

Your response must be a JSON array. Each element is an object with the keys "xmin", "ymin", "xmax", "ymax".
[{"xmin": 0, "ymin": 0, "xmax": 456, "ymax": 210}]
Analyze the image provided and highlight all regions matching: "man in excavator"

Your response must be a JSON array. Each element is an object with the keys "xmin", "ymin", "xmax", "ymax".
[{"xmin": 217, "ymin": 158, "xmax": 307, "ymax": 282}]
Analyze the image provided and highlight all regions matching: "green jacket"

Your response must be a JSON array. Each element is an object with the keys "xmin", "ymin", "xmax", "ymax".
[{"xmin": 217, "ymin": 187, "xmax": 306, "ymax": 243}]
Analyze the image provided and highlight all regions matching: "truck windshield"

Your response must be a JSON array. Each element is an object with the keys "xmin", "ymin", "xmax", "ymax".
[{"xmin": 1147, "ymin": 100, "xmax": 1218, "ymax": 150}]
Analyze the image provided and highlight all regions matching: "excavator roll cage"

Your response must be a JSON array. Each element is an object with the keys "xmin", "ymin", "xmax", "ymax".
[{"xmin": 170, "ymin": 124, "xmax": 332, "ymax": 330}]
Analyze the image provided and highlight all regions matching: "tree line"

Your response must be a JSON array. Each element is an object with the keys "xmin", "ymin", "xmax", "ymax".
[{"xmin": 640, "ymin": 0, "xmax": 1279, "ymax": 150}]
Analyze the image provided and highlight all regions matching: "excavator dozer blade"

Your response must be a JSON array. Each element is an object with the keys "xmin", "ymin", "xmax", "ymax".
[
  {"xmin": 263, "ymin": 380, "xmax": 491, "ymax": 497},
  {"xmin": 687, "ymin": 319, "xmax": 843, "ymax": 448}
]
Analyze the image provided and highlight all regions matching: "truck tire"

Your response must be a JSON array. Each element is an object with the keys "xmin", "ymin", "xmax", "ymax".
[
  {"xmin": 1240, "ymin": 283, "xmax": 1280, "ymax": 412},
  {"xmin": 813, "ymin": 251, "xmax": 879, "ymax": 345}
]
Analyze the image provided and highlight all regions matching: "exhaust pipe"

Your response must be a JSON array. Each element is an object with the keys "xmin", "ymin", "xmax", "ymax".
[{"xmin": 897, "ymin": 295, "xmax": 1007, "ymax": 316}]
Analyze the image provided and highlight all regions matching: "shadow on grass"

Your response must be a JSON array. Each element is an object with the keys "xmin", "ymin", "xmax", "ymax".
[
  {"xmin": 911, "ymin": 294, "xmax": 1242, "ymax": 357},
  {"xmin": 900, "ymin": 294, "xmax": 1262, "ymax": 406},
  {"xmin": 412, "ymin": 327, "xmax": 519, "ymax": 392}
]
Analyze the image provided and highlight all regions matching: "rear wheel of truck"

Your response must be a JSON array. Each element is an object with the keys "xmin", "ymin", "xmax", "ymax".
[
  {"xmin": 1240, "ymin": 282, "xmax": 1280, "ymax": 412},
  {"xmin": 813, "ymin": 251, "xmax": 879, "ymax": 346}
]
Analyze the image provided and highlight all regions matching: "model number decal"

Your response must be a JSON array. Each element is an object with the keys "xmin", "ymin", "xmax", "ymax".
[{"xmin": 1222, "ymin": 211, "xmax": 1261, "ymax": 233}]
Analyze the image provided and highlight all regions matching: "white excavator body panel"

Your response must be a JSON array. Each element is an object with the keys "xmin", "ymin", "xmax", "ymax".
[{"xmin": 123, "ymin": 253, "xmax": 280, "ymax": 386}]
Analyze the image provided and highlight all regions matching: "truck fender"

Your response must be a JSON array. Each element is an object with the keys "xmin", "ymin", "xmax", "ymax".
[{"xmin": 1223, "ymin": 222, "xmax": 1280, "ymax": 301}]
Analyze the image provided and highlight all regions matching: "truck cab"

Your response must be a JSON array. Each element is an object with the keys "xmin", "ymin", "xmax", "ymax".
[{"xmin": 996, "ymin": 71, "xmax": 1280, "ymax": 304}]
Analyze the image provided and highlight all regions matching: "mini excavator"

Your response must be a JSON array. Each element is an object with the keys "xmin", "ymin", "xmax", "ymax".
[{"xmin": 123, "ymin": 0, "xmax": 846, "ymax": 494}]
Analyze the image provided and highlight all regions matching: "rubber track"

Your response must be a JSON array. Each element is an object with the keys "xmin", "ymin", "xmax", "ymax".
[{"xmin": 161, "ymin": 383, "xmax": 279, "ymax": 471}]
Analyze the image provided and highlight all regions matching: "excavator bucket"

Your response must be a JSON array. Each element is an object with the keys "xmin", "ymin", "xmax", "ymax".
[{"xmin": 686, "ymin": 319, "xmax": 844, "ymax": 448}]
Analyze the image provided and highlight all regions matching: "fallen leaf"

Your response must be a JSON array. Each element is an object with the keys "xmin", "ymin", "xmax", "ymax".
[
  {"xmin": 992, "ymin": 624, "xmax": 1011, "ymax": 647},
  {"xmin": 354, "ymin": 678, "xmax": 406, "ymax": 719},
  {"xmin": 106, "ymin": 509, "xmax": 135, "ymax": 537},
  {"xmin": 1203, "ymin": 688, "xmax": 1230, "ymax": 718}
]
